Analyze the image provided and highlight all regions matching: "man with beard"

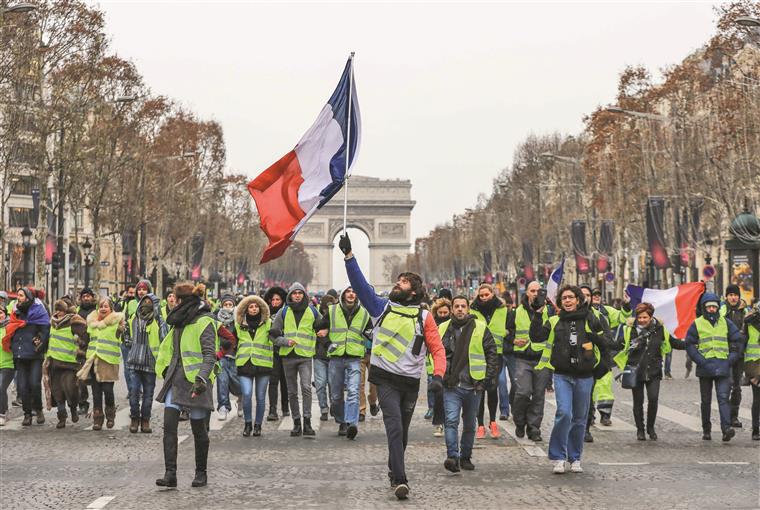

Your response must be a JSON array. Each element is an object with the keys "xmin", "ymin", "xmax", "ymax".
[
  {"xmin": 439, "ymin": 296, "xmax": 499, "ymax": 473},
  {"xmin": 339, "ymin": 233, "xmax": 445, "ymax": 500},
  {"xmin": 264, "ymin": 287, "xmax": 289, "ymax": 420},
  {"xmin": 271, "ymin": 283, "xmax": 323, "ymax": 437},
  {"xmin": 721, "ymin": 284, "xmax": 747, "ymax": 429},
  {"xmin": 470, "ymin": 284, "xmax": 509, "ymax": 439},
  {"xmin": 505, "ymin": 281, "xmax": 552, "ymax": 442},
  {"xmin": 77, "ymin": 288, "xmax": 97, "ymax": 416}
]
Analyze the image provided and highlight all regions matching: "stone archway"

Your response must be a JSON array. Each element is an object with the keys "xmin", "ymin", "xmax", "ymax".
[{"xmin": 297, "ymin": 175, "xmax": 415, "ymax": 292}]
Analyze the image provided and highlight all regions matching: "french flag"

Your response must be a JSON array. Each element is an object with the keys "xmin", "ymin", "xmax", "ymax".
[
  {"xmin": 248, "ymin": 56, "xmax": 360, "ymax": 263},
  {"xmin": 625, "ymin": 282, "xmax": 705, "ymax": 338},
  {"xmin": 546, "ymin": 256, "xmax": 565, "ymax": 305}
]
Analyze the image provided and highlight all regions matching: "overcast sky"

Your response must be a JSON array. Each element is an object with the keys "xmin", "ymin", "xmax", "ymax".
[{"xmin": 93, "ymin": 0, "xmax": 718, "ymax": 246}]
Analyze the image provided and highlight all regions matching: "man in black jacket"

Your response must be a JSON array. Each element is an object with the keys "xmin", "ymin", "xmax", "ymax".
[
  {"xmin": 722, "ymin": 284, "xmax": 746, "ymax": 428},
  {"xmin": 440, "ymin": 296, "xmax": 500, "ymax": 473}
]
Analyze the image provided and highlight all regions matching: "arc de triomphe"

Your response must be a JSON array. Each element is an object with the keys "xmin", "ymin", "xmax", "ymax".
[{"xmin": 297, "ymin": 175, "xmax": 415, "ymax": 292}]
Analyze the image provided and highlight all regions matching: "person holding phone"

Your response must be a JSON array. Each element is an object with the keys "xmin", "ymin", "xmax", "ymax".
[{"xmin": 505, "ymin": 281, "xmax": 553, "ymax": 442}]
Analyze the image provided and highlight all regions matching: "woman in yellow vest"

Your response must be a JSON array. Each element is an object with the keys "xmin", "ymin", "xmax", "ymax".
[
  {"xmin": 83, "ymin": 298, "xmax": 125, "ymax": 431},
  {"xmin": 48, "ymin": 299, "xmax": 88, "ymax": 428},
  {"xmin": 155, "ymin": 282, "xmax": 218, "ymax": 489},
  {"xmin": 234, "ymin": 295, "xmax": 272, "ymax": 437},
  {"xmin": 0, "ymin": 308, "xmax": 12, "ymax": 426},
  {"xmin": 742, "ymin": 304, "xmax": 760, "ymax": 440}
]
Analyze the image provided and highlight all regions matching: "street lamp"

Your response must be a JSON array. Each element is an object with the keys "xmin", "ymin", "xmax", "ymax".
[
  {"xmin": 175, "ymin": 259, "xmax": 182, "ymax": 281},
  {"xmin": 2, "ymin": 3, "xmax": 37, "ymax": 14},
  {"xmin": 82, "ymin": 237, "xmax": 93, "ymax": 289},
  {"xmin": 21, "ymin": 225, "xmax": 32, "ymax": 285},
  {"xmin": 736, "ymin": 17, "xmax": 760, "ymax": 28},
  {"xmin": 122, "ymin": 248, "xmax": 131, "ymax": 292}
]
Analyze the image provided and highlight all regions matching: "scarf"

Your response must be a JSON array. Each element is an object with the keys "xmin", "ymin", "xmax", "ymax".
[
  {"xmin": 138, "ymin": 301, "xmax": 155, "ymax": 322},
  {"xmin": 472, "ymin": 296, "xmax": 500, "ymax": 318},
  {"xmin": 166, "ymin": 296, "xmax": 204, "ymax": 328},
  {"xmin": 217, "ymin": 308, "xmax": 234, "ymax": 328},
  {"xmin": 558, "ymin": 308, "xmax": 588, "ymax": 322},
  {"xmin": 51, "ymin": 313, "xmax": 74, "ymax": 329},
  {"xmin": 245, "ymin": 312, "xmax": 261, "ymax": 331},
  {"xmin": 2, "ymin": 299, "xmax": 50, "ymax": 352}
]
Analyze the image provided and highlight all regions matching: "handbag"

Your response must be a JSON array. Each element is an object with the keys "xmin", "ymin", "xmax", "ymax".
[{"xmin": 620, "ymin": 363, "xmax": 639, "ymax": 389}]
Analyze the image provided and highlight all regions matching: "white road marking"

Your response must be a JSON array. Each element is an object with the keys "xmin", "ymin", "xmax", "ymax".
[
  {"xmin": 85, "ymin": 495, "xmax": 115, "ymax": 509},
  {"xmin": 0, "ymin": 409, "xmax": 56, "ymax": 431},
  {"xmin": 617, "ymin": 400, "xmax": 702, "ymax": 432},
  {"xmin": 497, "ymin": 420, "xmax": 546, "ymax": 457},
  {"xmin": 598, "ymin": 462, "xmax": 650, "ymax": 466},
  {"xmin": 85, "ymin": 400, "xmax": 162, "ymax": 431},
  {"xmin": 692, "ymin": 402, "xmax": 752, "ymax": 421},
  {"xmin": 177, "ymin": 434, "xmax": 189, "ymax": 444},
  {"xmin": 697, "ymin": 461, "xmax": 750, "ymax": 465}
]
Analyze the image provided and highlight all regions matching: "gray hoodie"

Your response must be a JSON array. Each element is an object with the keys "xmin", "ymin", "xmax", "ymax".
[{"xmin": 270, "ymin": 282, "xmax": 322, "ymax": 355}]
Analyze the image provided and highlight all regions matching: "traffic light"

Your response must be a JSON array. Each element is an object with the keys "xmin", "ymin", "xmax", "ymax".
[{"xmin": 51, "ymin": 252, "xmax": 60, "ymax": 273}]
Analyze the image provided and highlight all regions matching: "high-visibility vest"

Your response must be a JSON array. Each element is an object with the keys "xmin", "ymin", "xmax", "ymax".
[
  {"xmin": 328, "ymin": 304, "xmax": 370, "ymax": 357},
  {"xmin": 47, "ymin": 326, "xmax": 78, "ymax": 364},
  {"xmin": 613, "ymin": 325, "xmax": 671, "ymax": 370},
  {"xmin": 513, "ymin": 305, "xmax": 548, "ymax": 353},
  {"xmin": 235, "ymin": 320, "xmax": 273, "ymax": 368},
  {"xmin": 86, "ymin": 320, "xmax": 122, "ymax": 365},
  {"xmin": 125, "ymin": 300, "xmax": 137, "ymax": 320},
  {"xmin": 155, "ymin": 315, "xmax": 219, "ymax": 382},
  {"xmin": 471, "ymin": 307, "xmax": 507, "ymax": 355},
  {"xmin": 279, "ymin": 307, "xmax": 316, "ymax": 358},
  {"xmin": 695, "ymin": 316, "xmax": 729, "ymax": 360},
  {"xmin": 130, "ymin": 316, "xmax": 162, "ymax": 360},
  {"xmin": 438, "ymin": 319, "xmax": 487, "ymax": 381},
  {"xmin": 372, "ymin": 305, "xmax": 421, "ymax": 364},
  {"xmin": 745, "ymin": 325, "xmax": 760, "ymax": 363},
  {"xmin": 425, "ymin": 354, "xmax": 434, "ymax": 375},
  {"xmin": 536, "ymin": 315, "xmax": 600, "ymax": 371},
  {"xmin": 0, "ymin": 326, "xmax": 13, "ymax": 369}
]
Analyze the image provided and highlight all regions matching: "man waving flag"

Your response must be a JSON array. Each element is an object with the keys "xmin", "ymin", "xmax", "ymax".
[{"xmin": 248, "ymin": 55, "xmax": 360, "ymax": 263}]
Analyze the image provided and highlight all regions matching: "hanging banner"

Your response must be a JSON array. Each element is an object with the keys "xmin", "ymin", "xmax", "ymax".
[
  {"xmin": 597, "ymin": 220, "xmax": 614, "ymax": 273},
  {"xmin": 646, "ymin": 197, "xmax": 670, "ymax": 269},
  {"xmin": 675, "ymin": 208, "xmax": 691, "ymax": 267},
  {"xmin": 190, "ymin": 233, "xmax": 205, "ymax": 280},
  {"xmin": 236, "ymin": 257, "xmax": 248, "ymax": 285},
  {"xmin": 44, "ymin": 195, "xmax": 56, "ymax": 264},
  {"xmin": 522, "ymin": 241, "xmax": 535, "ymax": 281},
  {"xmin": 121, "ymin": 229, "xmax": 136, "ymax": 280},
  {"xmin": 571, "ymin": 220, "xmax": 591, "ymax": 274}
]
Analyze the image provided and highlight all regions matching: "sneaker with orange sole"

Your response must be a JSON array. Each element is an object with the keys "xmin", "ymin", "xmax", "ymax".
[
  {"xmin": 476, "ymin": 425, "xmax": 486, "ymax": 439},
  {"xmin": 489, "ymin": 421, "xmax": 501, "ymax": 439}
]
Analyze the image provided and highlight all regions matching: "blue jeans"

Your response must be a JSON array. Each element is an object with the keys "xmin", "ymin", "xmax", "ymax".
[
  {"xmin": 216, "ymin": 357, "xmax": 235, "ymax": 411},
  {"xmin": 328, "ymin": 357, "xmax": 361, "ymax": 425},
  {"xmin": 503, "ymin": 353, "xmax": 517, "ymax": 416},
  {"xmin": 313, "ymin": 358, "xmax": 330, "ymax": 413},
  {"xmin": 164, "ymin": 388, "xmax": 208, "ymax": 420},
  {"xmin": 664, "ymin": 352, "xmax": 673, "ymax": 375},
  {"xmin": 548, "ymin": 373, "xmax": 594, "ymax": 462},
  {"xmin": 699, "ymin": 376, "xmax": 731, "ymax": 433},
  {"xmin": 498, "ymin": 361, "xmax": 509, "ymax": 416},
  {"xmin": 443, "ymin": 386, "xmax": 480, "ymax": 459},
  {"xmin": 121, "ymin": 344, "xmax": 135, "ymax": 398},
  {"xmin": 128, "ymin": 370, "xmax": 156, "ymax": 419},
  {"xmin": 240, "ymin": 374, "xmax": 270, "ymax": 424}
]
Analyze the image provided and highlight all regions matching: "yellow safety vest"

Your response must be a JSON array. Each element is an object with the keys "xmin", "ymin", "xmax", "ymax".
[
  {"xmin": 513, "ymin": 305, "xmax": 548, "ymax": 353},
  {"xmin": 0, "ymin": 326, "xmax": 13, "ymax": 369},
  {"xmin": 48, "ymin": 326, "xmax": 78, "ymax": 364},
  {"xmin": 279, "ymin": 307, "xmax": 316, "ymax": 357},
  {"xmin": 235, "ymin": 320, "xmax": 273, "ymax": 368},
  {"xmin": 537, "ymin": 316, "xmax": 600, "ymax": 371},
  {"xmin": 86, "ymin": 320, "xmax": 122, "ymax": 365},
  {"xmin": 613, "ymin": 325, "xmax": 671, "ymax": 370},
  {"xmin": 155, "ymin": 315, "xmax": 219, "ymax": 382},
  {"xmin": 471, "ymin": 307, "xmax": 507, "ymax": 355},
  {"xmin": 328, "ymin": 304, "xmax": 370, "ymax": 357},
  {"xmin": 695, "ymin": 316, "xmax": 729, "ymax": 360},
  {"xmin": 438, "ymin": 319, "xmax": 487, "ymax": 381},
  {"xmin": 129, "ymin": 316, "xmax": 162, "ymax": 360}
]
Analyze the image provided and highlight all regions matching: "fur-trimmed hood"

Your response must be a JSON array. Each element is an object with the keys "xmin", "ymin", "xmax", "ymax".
[
  {"xmin": 235, "ymin": 295, "xmax": 270, "ymax": 326},
  {"xmin": 86, "ymin": 310, "xmax": 125, "ymax": 329}
]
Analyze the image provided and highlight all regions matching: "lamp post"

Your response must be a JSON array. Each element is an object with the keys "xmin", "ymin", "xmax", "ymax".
[
  {"xmin": 82, "ymin": 237, "xmax": 93, "ymax": 289},
  {"xmin": 122, "ymin": 248, "xmax": 131, "ymax": 293},
  {"xmin": 21, "ymin": 225, "xmax": 32, "ymax": 285},
  {"xmin": 175, "ymin": 259, "xmax": 181, "ymax": 282},
  {"xmin": 151, "ymin": 254, "xmax": 158, "ymax": 288}
]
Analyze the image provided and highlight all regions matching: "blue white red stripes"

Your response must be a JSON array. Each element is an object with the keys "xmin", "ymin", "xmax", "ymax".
[{"xmin": 625, "ymin": 282, "xmax": 704, "ymax": 338}]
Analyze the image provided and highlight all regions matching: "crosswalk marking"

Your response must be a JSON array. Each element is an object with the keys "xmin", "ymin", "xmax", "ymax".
[
  {"xmin": 691, "ymin": 401, "xmax": 752, "ymax": 421},
  {"xmin": 617, "ymin": 400, "xmax": 702, "ymax": 432},
  {"xmin": 544, "ymin": 396, "xmax": 637, "ymax": 432},
  {"xmin": 496, "ymin": 420, "xmax": 546, "ymax": 457}
]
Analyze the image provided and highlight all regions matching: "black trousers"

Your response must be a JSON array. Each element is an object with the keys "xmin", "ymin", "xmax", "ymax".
[
  {"xmin": 91, "ymin": 380, "xmax": 115, "ymax": 410},
  {"xmin": 377, "ymin": 383, "xmax": 418, "ymax": 485},
  {"xmin": 729, "ymin": 363, "xmax": 742, "ymax": 421},
  {"xmin": 631, "ymin": 378, "xmax": 660, "ymax": 430},
  {"xmin": 15, "ymin": 358, "xmax": 42, "ymax": 415},
  {"xmin": 751, "ymin": 383, "xmax": 759, "ymax": 431}
]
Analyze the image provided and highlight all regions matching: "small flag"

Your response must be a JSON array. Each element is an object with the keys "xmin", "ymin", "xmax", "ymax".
[
  {"xmin": 546, "ymin": 257, "xmax": 565, "ymax": 305},
  {"xmin": 248, "ymin": 56, "xmax": 360, "ymax": 263},
  {"xmin": 625, "ymin": 282, "xmax": 704, "ymax": 338}
]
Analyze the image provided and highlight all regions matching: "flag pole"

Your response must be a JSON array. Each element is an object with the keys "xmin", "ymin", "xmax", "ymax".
[{"xmin": 342, "ymin": 52, "xmax": 355, "ymax": 235}]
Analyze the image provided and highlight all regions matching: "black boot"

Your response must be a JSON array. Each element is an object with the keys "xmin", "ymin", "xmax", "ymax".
[
  {"xmin": 752, "ymin": 428, "xmax": 759, "ymax": 440},
  {"xmin": 242, "ymin": 422, "xmax": 252, "ymax": 437},
  {"xmin": 636, "ymin": 428, "xmax": 646, "ymax": 441},
  {"xmin": 302, "ymin": 417, "xmax": 316, "ymax": 436},
  {"xmin": 190, "ymin": 418, "xmax": 209, "ymax": 487},
  {"xmin": 253, "ymin": 424, "xmax": 261, "ymax": 437},
  {"xmin": 290, "ymin": 418, "xmax": 302, "ymax": 437},
  {"xmin": 584, "ymin": 430, "xmax": 594, "ymax": 443},
  {"xmin": 156, "ymin": 407, "xmax": 179, "ymax": 488},
  {"xmin": 267, "ymin": 408, "xmax": 278, "ymax": 421},
  {"xmin": 647, "ymin": 426, "xmax": 658, "ymax": 441}
]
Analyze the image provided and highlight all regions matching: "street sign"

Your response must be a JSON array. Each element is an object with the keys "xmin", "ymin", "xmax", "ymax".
[
  {"xmin": 702, "ymin": 264, "xmax": 715, "ymax": 279},
  {"xmin": 517, "ymin": 277, "xmax": 527, "ymax": 288},
  {"xmin": 605, "ymin": 272, "xmax": 615, "ymax": 283},
  {"xmin": 100, "ymin": 261, "xmax": 110, "ymax": 267}
]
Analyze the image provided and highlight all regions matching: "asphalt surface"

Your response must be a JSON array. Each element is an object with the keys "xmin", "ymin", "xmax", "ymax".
[{"xmin": 1, "ymin": 350, "xmax": 758, "ymax": 510}]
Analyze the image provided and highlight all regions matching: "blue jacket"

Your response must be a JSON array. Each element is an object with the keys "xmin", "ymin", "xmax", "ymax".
[
  {"xmin": 11, "ymin": 301, "xmax": 51, "ymax": 360},
  {"xmin": 685, "ymin": 293, "xmax": 745, "ymax": 378},
  {"xmin": 345, "ymin": 256, "xmax": 387, "ymax": 320}
]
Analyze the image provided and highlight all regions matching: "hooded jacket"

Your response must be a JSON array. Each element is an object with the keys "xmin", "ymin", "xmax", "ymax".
[
  {"xmin": 685, "ymin": 292, "xmax": 745, "ymax": 378},
  {"xmin": 234, "ymin": 295, "xmax": 272, "ymax": 376},
  {"xmin": 264, "ymin": 287, "xmax": 287, "ymax": 316},
  {"xmin": 270, "ymin": 283, "xmax": 321, "ymax": 357}
]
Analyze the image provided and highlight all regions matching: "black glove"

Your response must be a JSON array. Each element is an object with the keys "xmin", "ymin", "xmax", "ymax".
[
  {"xmin": 428, "ymin": 375, "xmax": 443, "ymax": 393},
  {"xmin": 339, "ymin": 233, "xmax": 352, "ymax": 255},
  {"xmin": 191, "ymin": 378, "xmax": 206, "ymax": 397}
]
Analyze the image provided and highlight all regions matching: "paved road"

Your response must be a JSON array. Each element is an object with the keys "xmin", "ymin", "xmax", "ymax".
[{"xmin": 1, "ymin": 351, "xmax": 758, "ymax": 509}]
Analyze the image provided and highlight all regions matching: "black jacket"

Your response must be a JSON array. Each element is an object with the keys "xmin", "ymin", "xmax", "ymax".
[{"xmin": 440, "ymin": 315, "xmax": 499, "ymax": 389}]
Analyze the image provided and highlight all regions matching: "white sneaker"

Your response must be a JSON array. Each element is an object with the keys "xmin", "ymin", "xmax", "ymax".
[
  {"xmin": 218, "ymin": 408, "xmax": 228, "ymax": 421},
  {"xmin": 552, "ymin": 460, "xmax": 565, "ymax": 474},
  {"xmin": 0, "ymin": 414, "xmax": 6, "ymax": 426},
  {"xmin": 570, "ymin": 461, "xmax": 583, "ymax": 473},
  {"xmin": 433, "ymin": 425, "xmax": 444, "ymax": 437}
]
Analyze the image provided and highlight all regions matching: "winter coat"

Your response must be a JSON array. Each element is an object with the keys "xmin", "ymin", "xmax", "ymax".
[
  {"xmin": 234, "ymin": 295, "xmax": 272, "ymax": 377},
  {"xmin": 270, "ymin": 283, "xmax": 322, "ymax": 358},
  {"xmin": 86, "ymin": 311, "xmax": 125, "ymax": 383},
  {"xmin": 313, "ymin": 288, "xmax": 373, "ymax": 359},
  {"xmin": 440, "ymin": 314, "xmax": 499, "ymax": 389},
  {"xmin": 48, "ymin": 311, "xmax": 88, "ymax": 372},
  {"xmin": 10, "ymin": 299, "xmax": 51, "ymax": 360},
  {"xmin": 685, "ymin": 292, "xmax": 745, "ymax": 378}
]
